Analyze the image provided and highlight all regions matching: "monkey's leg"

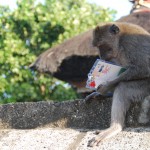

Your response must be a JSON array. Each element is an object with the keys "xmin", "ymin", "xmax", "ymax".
[
  {"xmin": 138, "ymin": 96, "xmax": 150, "ymax": 124},
  {"xmin": 88, "ymin": 83, "xmax": 130, "ymax": 147}
]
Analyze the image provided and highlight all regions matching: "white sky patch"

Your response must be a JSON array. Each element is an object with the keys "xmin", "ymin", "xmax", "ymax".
[
  {"xmin": 0, "ymin": 0, "xmax": 17, "ymax": 9},
  {"xmin": 87, "ymin": 0, "xmax": 132, "ymax": 19},
  {"xmin": 0, "ymin": 0, "xmax": 133, "ymax": 19},
  {"xmin": 0, "ymin": 0, "xmax": 45, "ymax": 10}
]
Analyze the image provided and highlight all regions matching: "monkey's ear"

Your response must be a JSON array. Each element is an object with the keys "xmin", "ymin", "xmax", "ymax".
[
  {"xmin": 95, "ymin": 26, "xmax": 100, "ymax": 33},
  {"xmin": 109, "ymin": 24, "xmax": 120, "ymax": 34}
]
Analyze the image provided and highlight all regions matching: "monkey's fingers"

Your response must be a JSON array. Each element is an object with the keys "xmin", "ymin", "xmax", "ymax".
[
  {"xmin": 88, "ymin": 131, "xmax": 108, "ymax": 147},
  {"xmin": 97, "ymin": 84, "xmax": 109, "ymax": 95},
  {"xmin": 88, "ymin": 134, "xmax": 105, "ymax": 147},
  {"xmin": 84, "ymin": 92, "xmax": 101, "ymax": 104},
  {"xmin": 88, "ymin": 126, "xmax": 122, "ymax": 147}
]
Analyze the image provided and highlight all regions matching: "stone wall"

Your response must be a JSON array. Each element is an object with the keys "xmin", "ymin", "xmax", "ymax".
[{"xmin": 0, "ymin": 98, "xmax": 149, "ymax": 129}]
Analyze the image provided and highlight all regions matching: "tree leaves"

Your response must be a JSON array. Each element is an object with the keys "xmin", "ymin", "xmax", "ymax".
[{"xmin": 0, "ymin": 0, "xmax": 116, "ymax": 103}]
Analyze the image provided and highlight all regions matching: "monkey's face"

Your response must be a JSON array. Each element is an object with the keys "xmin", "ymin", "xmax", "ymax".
[{"xmin": 92, "ymin": 24, "xmax": 120, "ymax": 61}]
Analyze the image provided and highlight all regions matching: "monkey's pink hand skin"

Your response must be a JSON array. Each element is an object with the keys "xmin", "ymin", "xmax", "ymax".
[{"xmin": 88, "ymin": 124, "xmax": 122, "ymax": 147}]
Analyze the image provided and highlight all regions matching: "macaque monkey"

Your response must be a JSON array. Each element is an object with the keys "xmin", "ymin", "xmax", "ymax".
[{"xmin": 85, "ymin": 22, "xmax": 150, "ymax": 147}]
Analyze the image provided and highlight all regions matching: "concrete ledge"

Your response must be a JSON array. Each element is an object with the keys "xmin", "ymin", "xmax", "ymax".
[{"xmin": 0, "ymin": 98, "xmax": 149, "ymax": 129}]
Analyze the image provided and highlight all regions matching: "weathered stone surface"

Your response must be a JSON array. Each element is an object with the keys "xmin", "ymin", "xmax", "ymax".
[
  {"xmin": 0, "ymin": 99, "xmax": 150, "ymax": 149},
  {"xmin": 0, "ymin": 127, "xmax": 150, "ymax": 150},
  {"xmin": 79, "ymin": 127, "xmax": 150, "ymax": 150},
  {"xmin": 0, "ymin": 99, "xmax": 109, "ymax": 129},
  {"xmin": 0, "ymin": 128, "xmax": 79, "ymax": 150},
  {"xmin": 0, "ymin": 99, "xmax": 149, "ymax": 129}
]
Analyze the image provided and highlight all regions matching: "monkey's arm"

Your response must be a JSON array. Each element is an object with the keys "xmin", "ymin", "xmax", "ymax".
[
  {"xmin": 97, "ymin": 65, "xmax": 150, "ymax": 95},
  {"xmin": 112, "ymin": 65, "xmax": 149, "ymax": 82}
]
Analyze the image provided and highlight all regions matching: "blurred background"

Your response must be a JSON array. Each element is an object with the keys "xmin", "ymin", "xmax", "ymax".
[{"xmin": 0, "ymin": 0, "xmax": 133, "ymax": 103}]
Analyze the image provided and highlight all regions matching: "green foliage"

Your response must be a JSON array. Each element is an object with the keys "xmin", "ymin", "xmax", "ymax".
[{"xmin": 0, "ymin": 0, "xmax": 116, "ymax": 103}]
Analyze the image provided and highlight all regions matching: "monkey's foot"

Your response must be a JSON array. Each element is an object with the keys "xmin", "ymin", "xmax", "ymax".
[{"xmin": 88, "ymin": 125, "xmax": 122, "ymax": 147}]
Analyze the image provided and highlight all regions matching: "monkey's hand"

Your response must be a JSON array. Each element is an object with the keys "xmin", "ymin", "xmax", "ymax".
[
  {"xmin": 85, "ymin": 92, "xmax": 101, "ymax": 104},
  {"xmin": 97, "ymin": 82, "xmax": 112, "ymax": 95}
]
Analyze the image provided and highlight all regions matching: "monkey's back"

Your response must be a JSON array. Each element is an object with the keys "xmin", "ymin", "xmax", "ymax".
[{"xmin": 114, "ymin": 23, "xmax": 150, "ymax": 57}]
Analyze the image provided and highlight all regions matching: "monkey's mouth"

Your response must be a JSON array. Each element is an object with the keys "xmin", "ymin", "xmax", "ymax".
[
  {"xmin": 98, "ymin": 45, "xmax": 113, "ymax": 61},
  {"xmin": 98, "ymin": 44, "xmax": 112, "ymax": 52}
]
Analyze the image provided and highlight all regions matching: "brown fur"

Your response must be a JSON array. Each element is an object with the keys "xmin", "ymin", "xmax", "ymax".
[{"xmin": 86, "ymin": 22, "xmax": 150, "ymax": 147}]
